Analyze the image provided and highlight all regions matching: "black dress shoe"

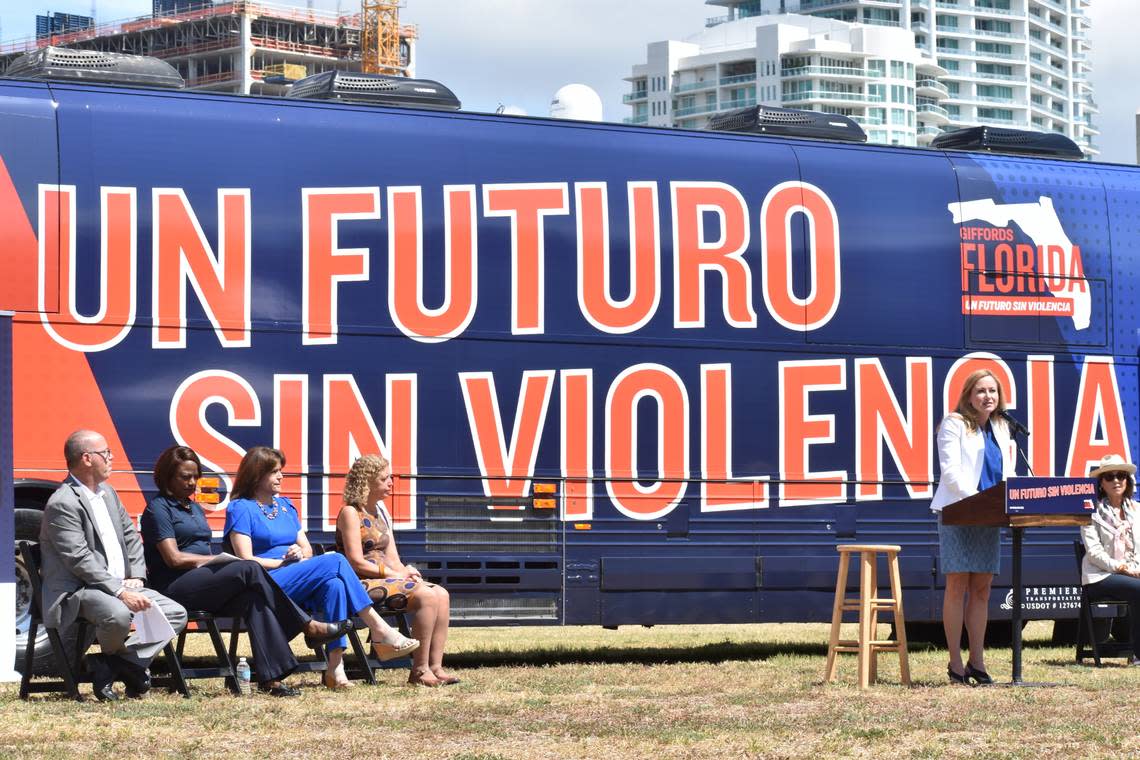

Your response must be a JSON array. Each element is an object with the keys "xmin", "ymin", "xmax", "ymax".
[
  {"xmin": 965, "ymin": 663, "xmax": 994, "ymax": 685},
  {"xmin": 87, "ymin": 654, "xmax": 120, "ymax": 702},
  {"xmin": 304, "ymin": 619, "xmax": 353, "ymax": 648},
  {"xmin": 257, "ymin": 682, "xmax": 301, "ymax": 697},
  {"xmin": 112, "ymin": 657, "xmax": 151, "ymax": 699}
]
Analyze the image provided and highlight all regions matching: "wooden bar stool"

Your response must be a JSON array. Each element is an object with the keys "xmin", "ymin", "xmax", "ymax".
[{"xmin": 824, "ymin": 544, "xmax": 911, "ymax": 689}]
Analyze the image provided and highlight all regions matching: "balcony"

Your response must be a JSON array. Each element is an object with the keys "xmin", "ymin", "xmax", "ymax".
[
  {"xmin": 719, "ymin": 97, "xmax": 757, "ymax": 110},
  {"xmin": 781, "ymin": 66, "xmax": 880, "ymax": 79},
  {"xmin": 782, "ymin": 90, "xmax": 873, "ymax": 104},
  {"xmin": 798, "ymin": 0, "xmax": 873, "ymax": 10},
  {"xmin": 623, "ymin": 91, "xmax": 648, "ymax": 103},
  {"xmin": 720, "ymin": 73, "xmax": 757, "ymax": 86},
  {"xmin": 623, "ymin": 115, "xmax": 649, "ymax": 125},
  {"xmin": 672, "ymin": 81, "xmax": 715, "ymax": 94},
  {"xmin": 973, "ymin": 4, "xmax": 1026, "ymax": 18},
  {"xmin": 673, "ymin": 104, "xmax": 711, "ymax": 117},
  {"xmin": 917, "ymin": 78, "xmax": 950, "ymax": 97},
  {"xmin": 917, "ymin": 103, "xmax": 951, "ymax": 123},
  {"xmin": 972, "ymin": 27, "xmax": 1019, "ymax": 39},
  {"xmin": 974, "ymin": 70, "xmax": 1023, "ymax": 82}
]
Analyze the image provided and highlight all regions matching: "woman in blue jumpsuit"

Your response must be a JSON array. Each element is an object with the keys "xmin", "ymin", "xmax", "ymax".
[{"xmin": 224, "ymin": 446, "xmax": 419, "ymax": 689}]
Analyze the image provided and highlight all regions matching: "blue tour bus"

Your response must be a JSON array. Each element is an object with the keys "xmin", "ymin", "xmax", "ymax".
[{"xmin": 3, "ymin": 51, "xmax": 1137, "ymax": 671}]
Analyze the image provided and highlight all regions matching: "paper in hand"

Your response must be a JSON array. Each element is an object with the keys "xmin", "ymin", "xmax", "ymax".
[
  {"xmin": 205, "ymin": 552, "xmax": 241, "ymax": 566},
  {"xmin": 132, "ymin": 603, "xmax": 176, "ymax": 645}
]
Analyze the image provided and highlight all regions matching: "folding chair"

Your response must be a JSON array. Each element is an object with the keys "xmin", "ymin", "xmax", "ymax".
[{"xmin": 1074, "ymin": 540, "xmax": 1133, "ymax": 665}]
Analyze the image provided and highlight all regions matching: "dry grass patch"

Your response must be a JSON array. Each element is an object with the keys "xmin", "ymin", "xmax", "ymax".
[{"xmin": 2, "ymin": 622, "xmax": 1139, "ymax": 759}]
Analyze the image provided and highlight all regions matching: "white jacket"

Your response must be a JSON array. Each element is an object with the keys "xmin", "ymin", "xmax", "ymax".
[
  {"xmin": 1081, "ymin": 498, "xmax": 1140, "ymax": 585},
  {"xmin": 929, "ymin": 413, "xmax": 1016, "ymax": 513}
]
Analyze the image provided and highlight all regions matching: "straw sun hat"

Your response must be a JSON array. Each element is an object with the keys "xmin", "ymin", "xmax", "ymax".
[{"xmin": 1089, "ymin": 453, "xmax": 1137, "ymax": 479}]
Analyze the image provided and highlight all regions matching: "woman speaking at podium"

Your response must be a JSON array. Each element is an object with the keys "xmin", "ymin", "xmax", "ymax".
[{"xmin": 929, "ymin": 369, "xmax": 1015, "ymax": 685}]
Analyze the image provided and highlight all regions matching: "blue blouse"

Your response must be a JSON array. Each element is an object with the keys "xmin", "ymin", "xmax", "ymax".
[
  {"xmin": 223, "ymin": 496, "xmax": 301, "ymax": 559},
  {"xmin": 978, "ymin": 421, "xmax": 1004, "ymax": 491}
]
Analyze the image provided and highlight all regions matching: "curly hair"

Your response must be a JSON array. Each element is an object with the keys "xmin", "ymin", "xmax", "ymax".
[{"xmin": 343, "ymin": 454, "xmax": 390, "ymax": 509}]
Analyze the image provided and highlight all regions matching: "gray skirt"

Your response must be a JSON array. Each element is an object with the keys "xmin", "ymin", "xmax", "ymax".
[{"xmin": 938, "ymin": 518, "xmax": 1001, "ymax": 575}]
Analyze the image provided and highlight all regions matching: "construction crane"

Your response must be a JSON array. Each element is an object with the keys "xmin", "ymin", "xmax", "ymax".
[{"xmin": 360, "ymin": 0, "xmax": 404, "ymax": 76}]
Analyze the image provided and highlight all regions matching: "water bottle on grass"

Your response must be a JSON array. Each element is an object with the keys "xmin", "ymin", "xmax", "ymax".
[{"xmin": 236, "ymin": 656, "xmax": 252, "ymax": 696}]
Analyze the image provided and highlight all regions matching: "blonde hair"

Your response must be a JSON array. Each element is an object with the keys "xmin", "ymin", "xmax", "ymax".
[
  {"xmin": 342, "ymin": 454, "xmax": 390, "ymax": 509},
  {"xmin": 952, "ymin": 369, "xmax": 1006, "ymax": 433}
]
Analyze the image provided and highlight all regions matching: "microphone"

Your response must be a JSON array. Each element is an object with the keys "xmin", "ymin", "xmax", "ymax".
[{"xmin": 998, "ymin": 409, "xmax": 1030, "ymax": 437}]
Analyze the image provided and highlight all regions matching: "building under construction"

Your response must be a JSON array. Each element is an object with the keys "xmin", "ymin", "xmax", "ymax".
[{"xmin": 0, "ymin": 1, "xmax": 417, "ymax": 95}]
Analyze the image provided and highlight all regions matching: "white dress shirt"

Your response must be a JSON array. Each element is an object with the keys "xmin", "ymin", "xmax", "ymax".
[{"xmin": 71, "ymin": 475, "xmax": 126, "ymax": 583}]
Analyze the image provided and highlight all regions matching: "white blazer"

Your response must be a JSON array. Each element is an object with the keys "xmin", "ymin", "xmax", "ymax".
[
  {"xmin": 1080, "ymin": 498, "xmax": 1140, "ymax": 585},
  {"xmin": 929, "ymin": 413, "xmax": 1017, "ymax": 513}
]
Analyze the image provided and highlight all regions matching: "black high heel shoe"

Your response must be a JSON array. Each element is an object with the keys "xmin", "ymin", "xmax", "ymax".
[
  {"xmin": 965, "ymin": 663, "xmax": 994, "ymax": 685},
  {"xmin": 947, "ymin": 665, "xmax": 972, "ymax": 685}
]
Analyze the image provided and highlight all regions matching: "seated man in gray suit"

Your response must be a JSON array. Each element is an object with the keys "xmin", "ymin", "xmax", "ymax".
[{"xmin": 38, "ymin": 429, "xmax": 188, "ymax": 701}]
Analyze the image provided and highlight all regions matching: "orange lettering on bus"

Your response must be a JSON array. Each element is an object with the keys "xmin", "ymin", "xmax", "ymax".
[
  {"xmin": 170, "ymin": 370, "xmax": 261, "ymax": 530},
  {"xmin": 671, "ymin": 182, "xmax": 755, "ymax": 329},
  {"xmin": 1027, "ymin": 355, "xmax": 1055, "ymax": 476},
  {"xmin": 701, "ymin": 364, "xmax": 768, "ymax": 511},
  {"xmin": 460, "ymin": 370, "xmax": 555, "ymax": 513},
  {"xmin": 576, "ymin": 182, "xmax": 660, "ymax": 334},
  {"xmin": 152, "ymin": 189, "xmax": 250, "ymax": 348},
  {"xmin": 274, "ymin": 375, "xmax": 309, "ymax": 522},
  {"xmin": 1066, "ymin": 357, "xmax": 1130, "ymax": 477},
  {"xmin": 301, "ymin": 188, "xmax": 380, "ymax": 345},
  {"xmin": 760, "ymin": 182, "xmax": 841, "ymax": 331},
  {"xmin": 323, "ymin": 374, "xmax": 418, "ymax": 529},
  {"xmin": 483, "ymin": 183, "xmax": 569, "ymax": 335},
  {"xmin": 779, "ymin": 359, "xmax": 846, "ymax": 505},
  {"xmin": 41, "ymin": 186, "xmax": 136, "ymax": 352},
  {"xmin": 605, "ymin": 364, "xmax": 689, "ymax": 519},
  {"xmin": 389, "ymin": 185, "xmax": 477, "ymax": 342},
  {"xmin": 560, "ymin": 369, "xmax": 593, "ymax": 520},
  {"xmin": 854, "ymin": 358, "xmax": 932, "ymax": 501}
]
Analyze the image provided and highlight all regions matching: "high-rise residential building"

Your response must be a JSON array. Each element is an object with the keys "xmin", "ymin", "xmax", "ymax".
[
  {"xmin": 35, "ymin": 12, "xmax": 94, "ymax": 41},
  {"xmin": 626, "ymin": 13, "xmax": 941, "ymax": 147},
  {"xmin": 627, "ymin": 0, "xmax": 1097, "ymax": 156}
]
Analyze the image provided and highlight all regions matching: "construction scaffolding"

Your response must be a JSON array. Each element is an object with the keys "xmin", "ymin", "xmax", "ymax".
[
  {"xmin": 0, "ymin": 1, "xmax": 417, "ymax": 94},
  {"xmin": 360, "ymin": 0, "xmax": 404, "ymax": 76}
]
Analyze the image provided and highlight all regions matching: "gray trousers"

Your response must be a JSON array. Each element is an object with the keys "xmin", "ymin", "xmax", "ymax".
[{"xmin": 74, "ymin": 587, "xmax": 188, "ymax": 668}]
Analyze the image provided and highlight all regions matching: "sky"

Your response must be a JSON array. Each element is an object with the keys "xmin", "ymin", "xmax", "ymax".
[{"xmin": 0, "ymin": 0, "xmax": 1135, "ymax": 163}]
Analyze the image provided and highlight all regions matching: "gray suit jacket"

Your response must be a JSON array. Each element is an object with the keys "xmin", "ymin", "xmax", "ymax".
[{"xmin": 38, "ymin": 478, "xmax": 147, "ymax": 630}]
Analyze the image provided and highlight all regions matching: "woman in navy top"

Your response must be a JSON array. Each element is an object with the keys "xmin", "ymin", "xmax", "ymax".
[
  {"xmin": 928, "ymin": 369, "xmax": 1015, "ymax": 686},
  {"xmin": 141, "ymin": 445, "xmax": 351, "ymax": 697},
  {"xmin": 223, "ymin": 446, "xmax": 419, "ymax": 689}
]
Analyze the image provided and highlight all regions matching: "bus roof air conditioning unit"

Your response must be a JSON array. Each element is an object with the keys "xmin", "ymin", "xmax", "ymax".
[
  {"xmin": 3, "ymin": 47, "xmax": 184, "ymax": 89},
  {"xmin": 932, "ymin": 126, "xmax": 1084, "ymax": 160},
  {"xmin": 705, "ymin": 106, "xmax": 866, "ymax": 143},
  {"xmin": 286, "ymin": 70, "xmax": 460, "ymax": 110}
]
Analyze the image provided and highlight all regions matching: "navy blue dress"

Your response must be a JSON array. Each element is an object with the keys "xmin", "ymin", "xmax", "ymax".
[{"xmin": 224, "ymin": 495, "xmax": 371, "ymax": 651}]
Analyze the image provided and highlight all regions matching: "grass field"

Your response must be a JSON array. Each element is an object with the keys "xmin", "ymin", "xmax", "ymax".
[{"xmin": 3, "ymin": 621, "xmax": 1138, "ymax": 759}]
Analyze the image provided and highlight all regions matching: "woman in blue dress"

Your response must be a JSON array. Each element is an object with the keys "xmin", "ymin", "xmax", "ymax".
[
  {"xmin": 224, "ymin": 446, "xmax": 419, "ymax": 689},
  {"xmin": 929, "ymin": 369, "xmax": 1015, "ymax": 685}
]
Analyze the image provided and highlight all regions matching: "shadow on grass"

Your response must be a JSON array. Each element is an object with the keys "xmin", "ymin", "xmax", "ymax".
[{"xmin": 441, "ymin": 639, "xmax": 831, "ymax": 669}]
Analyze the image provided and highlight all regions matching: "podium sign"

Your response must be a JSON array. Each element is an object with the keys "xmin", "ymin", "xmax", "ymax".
[{"xmin": 1006, "ymin": 476, "xmax": 1097, "ymax": 516}]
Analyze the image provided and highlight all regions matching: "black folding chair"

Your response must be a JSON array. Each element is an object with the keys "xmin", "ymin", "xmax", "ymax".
[
  {"xmin": 18, "ymin": 541, "xmax": 91, "ymax": 700},
  {"xmin": 19, "ymin": 540, "xmax": 193, "ymax": 699},
  {"xmin": 1074, "ymin": 540, "xmax": 1133, "ymax": 665},
  {"xmin": 152, "ymin": 609, "xmax": 242, "ymax": 696}
]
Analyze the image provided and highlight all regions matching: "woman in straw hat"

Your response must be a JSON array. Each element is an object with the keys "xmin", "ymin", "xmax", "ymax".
[
  {"xmin": 929, "ymin": 369, "xmax": 1016, "ymax": 685},
  {"xmin": 1081, "ymin": 453, "xmax": 1140, "ymax": 664}
]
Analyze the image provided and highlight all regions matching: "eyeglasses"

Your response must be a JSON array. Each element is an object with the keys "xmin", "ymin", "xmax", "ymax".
[
  {"xmin": 1101, "ymin": 472, "xmax": 1129, "ymax": 482},
  {"xmin": 85, "ymin": 449, "xmax": 113, "ymax": 462}
]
